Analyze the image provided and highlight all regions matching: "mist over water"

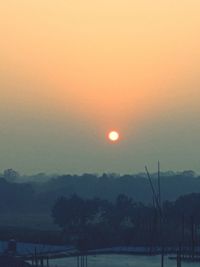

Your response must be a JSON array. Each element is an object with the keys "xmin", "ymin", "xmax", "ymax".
[{"xmin": 51, "ymin": 254, "xmax": 200, "ymax": 267}]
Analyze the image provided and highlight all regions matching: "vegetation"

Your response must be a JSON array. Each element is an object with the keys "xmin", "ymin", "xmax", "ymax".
[
  {"xmin": 0, "ymin": 169, "xmax": 200, "ymax": 247},
  {"xmin": 52, "ymin": 193, "xmax": 200, "ymax": 249},
  {"xmin": 1, "ymin": 170, "xmax": 200, "ymax": 213}
]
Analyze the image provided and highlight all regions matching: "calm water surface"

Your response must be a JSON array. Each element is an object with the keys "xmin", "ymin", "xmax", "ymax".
[{"xmin": 50, "ymin": 254, "xmax": 200, "ymax": 267}]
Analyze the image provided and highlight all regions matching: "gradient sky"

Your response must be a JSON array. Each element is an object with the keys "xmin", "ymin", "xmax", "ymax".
[{"xmin": 0, "ymin": 0, "xmax": 200, "ymax": 175}]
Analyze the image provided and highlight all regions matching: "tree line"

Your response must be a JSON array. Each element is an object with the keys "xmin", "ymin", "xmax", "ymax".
[
  {"xmin": 1, "ymin": 169, "xmax": 200, "ymax": 214},
  {"xmin": 52, "ymin": 193, "xmax": 200, "ymax": 249}
]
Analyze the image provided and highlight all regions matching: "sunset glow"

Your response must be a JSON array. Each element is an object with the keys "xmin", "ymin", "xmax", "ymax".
[{"xmin": 0, "ymin": 0, "xmax": 200, "ymax": 173}]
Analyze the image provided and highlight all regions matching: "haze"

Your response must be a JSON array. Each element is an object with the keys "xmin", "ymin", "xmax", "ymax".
[{"xmin": 0, "ymin": 0, "xmax": 200, "ymax": 174}]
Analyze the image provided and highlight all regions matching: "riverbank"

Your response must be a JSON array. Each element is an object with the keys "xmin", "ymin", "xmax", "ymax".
[{"xmin": 49, "ymin": 254, "xmax": 200, "ymax": 267}]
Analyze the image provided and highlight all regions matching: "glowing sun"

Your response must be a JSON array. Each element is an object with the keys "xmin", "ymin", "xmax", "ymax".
[{"xmin": 108, "ymin": 131, "xmax": 120, "ymax": 142}]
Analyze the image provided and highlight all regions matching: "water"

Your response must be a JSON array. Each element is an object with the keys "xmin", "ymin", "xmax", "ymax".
[
  {"xmin": 1, "ymin": 240, "xmax": 199, "ymax": 267},
  {"xmin": 50, "ymin": 254, "xmax": 200, "ymax": 267},
  {"xmin": 0, "ymin": 240, "xmax": 72, "ymax": 255}
]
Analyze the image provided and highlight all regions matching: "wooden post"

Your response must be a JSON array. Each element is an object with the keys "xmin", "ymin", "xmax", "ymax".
[
  {"xmin": 161, "ymin": 247, "xmax": 164, "ymax": 267},
  {"xmin": 86, "ymin": 255, "xmax": 88, "ymax": 267},
  {"xmin": 177, "ymin": 250, "xmax": 181, "ymax": 267},
  {"xmin": 77, "ymin": 255, "xmax": 80, "ymax": 267},
  {"xmin": 181, "ymin": 214, "xmax": 185, "ymax": 244},
  {"xmin": 34, "ymin": 247, "xmax": 38, "ymax": 267},
  {"xmin": 191, "ymin": 216, "xmax": 195, "ymax": 260},
  {"xmin": 177, "ymin": 251, "xmax": 179, "ymax": 267}
]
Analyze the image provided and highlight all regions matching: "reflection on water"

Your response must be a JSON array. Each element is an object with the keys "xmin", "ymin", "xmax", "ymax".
[{"xmin": 50, "ymin": 254, "xmax": 200, "ymax": 267}]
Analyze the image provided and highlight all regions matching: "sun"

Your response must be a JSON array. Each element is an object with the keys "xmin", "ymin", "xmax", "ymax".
[{"xmin": 108, "ymin": 131, "xmax": 120, "ymax": 142}]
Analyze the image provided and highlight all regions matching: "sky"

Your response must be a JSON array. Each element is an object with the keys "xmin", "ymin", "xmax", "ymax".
[{"xmin": 0, "ymin": 0, "xmax": 200, "ymax": 175}]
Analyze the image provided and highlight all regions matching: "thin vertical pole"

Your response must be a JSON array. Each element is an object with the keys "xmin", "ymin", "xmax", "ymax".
[
  {"xmin": 77, "ymin": 256, "xmax": 79, "ymax": 267},
  {"xmin": 145, "ymin": 166, "xmax": 160, "ymax": 212},
  {"xmin": 176, "ymin": 251, "xmax": 179, "ymax": 267},
  {"xmin": 177, "ymin": 248, "xmax": 182, "ymax": 267},
  {"xmin": 191, "ymin": 216, "xmax": 195, "ymax": 260},
  {"xmin": 158, "ymin": 160, "xmax": 161, "ymax": 206},
  {"xmin": 81, "ymin": 255, "xmax": 83, "ymax": 267},
  {"xmin": 161, "ymin": 247, "xmax": 164, "ymax": 267},
  {"xmin": 34, "ymin": 247, "xmax": 38, "ymax": 267},
  {"xmin": 181, "ymin": 214, "xmax": 185, "ymax": 244}
]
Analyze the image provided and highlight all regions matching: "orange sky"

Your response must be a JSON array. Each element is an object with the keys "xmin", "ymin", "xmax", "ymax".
[{"xmin": 0, "ymin": 0, "xmax": 200, "ymax": 174}]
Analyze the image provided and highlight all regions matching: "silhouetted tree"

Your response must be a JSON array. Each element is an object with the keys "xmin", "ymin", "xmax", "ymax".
[{"xmin": 3, "ymin": 169, "xmax": 19, "ymax": 182}]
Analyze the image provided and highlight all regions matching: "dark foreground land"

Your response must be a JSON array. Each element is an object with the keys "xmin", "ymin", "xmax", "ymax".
[{"xmin": 0, "ymin": 170, "xmax": 200, "ymax": 250}]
